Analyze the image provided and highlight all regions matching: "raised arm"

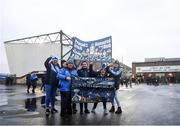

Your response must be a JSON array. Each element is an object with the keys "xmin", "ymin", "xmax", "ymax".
[{"xmin": 109, "ymin": 68, "xmax": 123, "ymax": 77}]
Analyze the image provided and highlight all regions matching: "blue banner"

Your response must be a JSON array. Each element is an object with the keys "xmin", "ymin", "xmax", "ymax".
[
  {"xmin": 71, "ymin": 77, "xmax": 115, "ymax": 103},
  {"xmin": 69, "ymin": 36, "xmax": 112, "ymax": 62}
]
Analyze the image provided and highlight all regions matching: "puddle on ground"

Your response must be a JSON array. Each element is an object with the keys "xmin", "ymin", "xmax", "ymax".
[
  {"xmin": 24, "ymin": 96, "xmax": 45, "ymax": 112},
  {"xmin": 0, "ymin": 88, "xmax": 15, "ymax": 93}
]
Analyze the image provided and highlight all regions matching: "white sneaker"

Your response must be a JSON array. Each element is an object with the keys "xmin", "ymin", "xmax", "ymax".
[
  {"xmin": 104, "ymin": 109, "xmax": 108, "ymax": 115},
  {"xmin": 91, "ymin": 109, "xmax": 96, "ymax": 113}
]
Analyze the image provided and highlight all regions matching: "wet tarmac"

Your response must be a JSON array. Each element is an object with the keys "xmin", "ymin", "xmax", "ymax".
[{"xmin": 1, "ymin": 84, "xmax": 180, "ymax": 125}]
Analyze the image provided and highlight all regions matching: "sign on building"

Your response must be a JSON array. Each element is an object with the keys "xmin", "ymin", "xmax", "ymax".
[{"xmin": 136, "ymin": 65, "xmax": 180, "ymax": 73}]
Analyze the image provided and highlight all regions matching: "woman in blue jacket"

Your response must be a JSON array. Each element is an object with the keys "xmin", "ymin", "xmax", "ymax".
[{"xmin": 57, "ymin": 60, "xmax": 78, "ymax": 117}]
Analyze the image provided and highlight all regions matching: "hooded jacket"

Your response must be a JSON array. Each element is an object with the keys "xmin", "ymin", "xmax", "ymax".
[{"xmin": 30, "ymin": 73, "xmax": 38, "ymax": 83}]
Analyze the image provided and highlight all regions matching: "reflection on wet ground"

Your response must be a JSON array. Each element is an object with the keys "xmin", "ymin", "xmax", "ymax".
[
  {"xmin": 24, "ymin": 96, "xmax": 46, "ymax": 112},
  {"xmin": 1, "ymin": 84, "xmax": 180, "ymax": 125},
  {"xmin": 25, "ymin": 98, "xmax": 37, "ymax": 112}
]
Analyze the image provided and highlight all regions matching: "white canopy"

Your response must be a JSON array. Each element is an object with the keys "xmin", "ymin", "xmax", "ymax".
[{"xmin": 5, "ymin": 43, "xmax": 71, "ymax": 77}]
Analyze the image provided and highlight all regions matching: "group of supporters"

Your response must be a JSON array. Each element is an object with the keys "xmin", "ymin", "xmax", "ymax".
[{"xmin": 42, "ymin": 56, "xmax": 123, "ymax": 117}]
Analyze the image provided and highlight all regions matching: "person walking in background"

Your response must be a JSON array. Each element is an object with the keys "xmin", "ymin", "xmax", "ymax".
[
  {"xmin": 30, "ymin": 72, "xmax": 38, "ymax": 94},
  {"xmin": 77, "ymin": 61, "xmax": 90, "ymax": 114},
  {"xmin": 26, "ymin": 72, "xmax": 31, "ymax": 94},
  {"xmin": 57, "ymin": 60, "xmax": 78, "ymax": 117},
  {"xmin": 26, "ymin": 72, "xmax": 38, "ymax": 94},
  {"xmin": 44, "ymin": 56, "xmax": 60, "ymax": 116},
  {"xmin": 109, "ymin": 60, "xmax": 123, "ymax": 114}
]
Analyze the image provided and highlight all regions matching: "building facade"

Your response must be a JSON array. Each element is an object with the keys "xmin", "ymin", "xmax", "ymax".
[{"xmin": 132, "ymin": 58, "xmax": 180, "ymax": 83}]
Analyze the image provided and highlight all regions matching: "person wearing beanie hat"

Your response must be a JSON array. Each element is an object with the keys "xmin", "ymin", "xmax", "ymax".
[
  {"xmin": 49, "ymin": 56, "xmax": 59, "ymax": 63},
  {"xmin": 66, "ymin": 60, "xmax": 74, "ymax": 65},
  {"xmin": 44, "ymin": 56, "xmax": 60, "ymax": 116},
  {"xmin": 57, "ymin": 59, "xmax": 78, "ymax": 117}
]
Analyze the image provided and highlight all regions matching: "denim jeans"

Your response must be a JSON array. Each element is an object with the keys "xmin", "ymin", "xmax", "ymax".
[
  {"xmin": 45, "ymin": 84, "xmax": 57, "ymax": 109},
  {"xmin": 112, "ymin": 89, "xmax": 121, "ymax": 107}
]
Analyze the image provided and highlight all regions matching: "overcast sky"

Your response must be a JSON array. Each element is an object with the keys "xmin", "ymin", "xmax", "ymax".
[{"xmin": 0, "ymin": 0, "xmax": 180, "ymax": 73}]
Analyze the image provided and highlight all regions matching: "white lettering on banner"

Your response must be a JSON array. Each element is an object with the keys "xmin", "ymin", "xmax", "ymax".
[
  {"xmin": 74, "ymin": 44, "xmax": 82, "ymax": 50},
  {"xmin": 136, "ymin": 65, "xmax": 180, "ymax": 73},
  {"xmin": 75, "ymin": 40, "xmax": 88, "ymax": 47},
  {"xmin": 94, "ymin": 39, "xmax": 111, "ymax": 46},
  {"xmin": 98, "ymin": 43, "xmax": 111, "ymax": 48},
  {"xmin": 70, "ymin": 36, "xmax": 112, "ymax": 62}
]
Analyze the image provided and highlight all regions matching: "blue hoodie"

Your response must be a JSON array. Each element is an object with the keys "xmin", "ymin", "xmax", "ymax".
[
  {"xmin": 30, "ymin": 73, "xmax": 38, "ymax": 81},
  {"xmin": 57, "ymin": 68, "xmax": 78, "ymax": 92}
]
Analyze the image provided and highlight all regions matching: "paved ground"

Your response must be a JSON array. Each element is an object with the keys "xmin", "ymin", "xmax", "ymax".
[{"xmin": 0, "ymin": 83, "xmax": 180, "ymax": 125}]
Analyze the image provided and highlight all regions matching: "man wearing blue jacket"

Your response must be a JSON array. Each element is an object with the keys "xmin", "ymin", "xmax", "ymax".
[{"xmin": 57, "ymin": 60, "xmax": 78, "ymax": 117}]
